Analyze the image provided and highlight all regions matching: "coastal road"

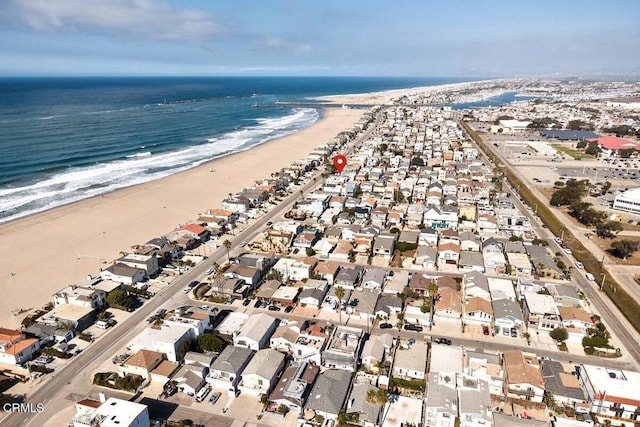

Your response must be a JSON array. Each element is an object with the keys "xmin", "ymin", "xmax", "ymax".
[
  {"xmin": 1, "ymin": 109, "xmax": 378, "ymax": 427},
  {"xmin": 462, "ymin": 121, "xmax": 640, "ymax": 368}
]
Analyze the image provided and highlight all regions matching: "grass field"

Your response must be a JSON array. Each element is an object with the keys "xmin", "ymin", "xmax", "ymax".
[{"xmin": 551, "ymin": 144, "xmax": 594, "ymax": 159}]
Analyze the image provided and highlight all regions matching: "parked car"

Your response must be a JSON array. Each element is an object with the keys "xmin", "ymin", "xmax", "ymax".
[
  {"xmin": 155, "ymin": 309, "xmax": 166, "ymax": 317},
  {"xmin": 284, "ymin": 306, "xmax": 294, "ymax": 313},
  {"xmin": 575, "ymin": 261, "xmax": 584, "ymax": 269},
  {"xmin": 482, "ymin": 325, "xmax": 490, "ymax": 335},
  {"xmin": 510, "ymin": 328, "xmax": 518, "ymax": 338},
  {"xmin": 433, "ymin": 337, "xmax": 452, "ymax": 345},
  {"xmin": 253, "ymin": 300, "xmax": 262, "ymax": 308},
  {"xmin": 379, "ymin": 323, "xmax": 393, "ymax": 329},
  {"xmin": 403, "ymin": 324, "xmax": 423, "ymax": 332},
  {"xmin": 242, "ymin": 299, "xmax": 251, "ymax": 306},
  {"xmin": 182, "ymin": 287, "xmax": 190, "ymax": 294},
  {"xmin": 268, "ymin": 305, "xmax": 281, "ymax": 312},
  {"xmin": 201, "ymin": 305, "xmax": 211, "ymax": 311},
  {"xmin": 585, "ymin": 273, "xmax": 595, "ymax": 281},
  {"xmin": 209, "ymin": 392, "xmax": 221, "ymax": 405},
  {"xmin": 35, "ymin": 356, "xmax": 53, "ymax": 364},
  {"xmin": 563, "ymin": 248, "xmax": 572, "ymax": 255}
]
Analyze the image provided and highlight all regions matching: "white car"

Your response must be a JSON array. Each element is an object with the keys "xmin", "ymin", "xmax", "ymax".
[
  {"xmin": 563, "ymin": 248, "xmax": 572, "ymax": 255},
  {"xmin": 575, "ymin": 262, "xmax": 584, "ymax": 269},
  {"xmin": 182, "ymin": 287, "xmax": 190, "ymax": 294},
  {"xmin": 585, "ymin": 273, "xmax": 595, "ymax": 281},
  {"xmin": 201, "ymin": 305, "xmax": 211, "ymax": 311}
]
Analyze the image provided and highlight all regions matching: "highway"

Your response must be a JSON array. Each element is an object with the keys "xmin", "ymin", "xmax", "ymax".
[{"xmin": 461, "ymin": 121, "xmax": 640, "ymax": 368}]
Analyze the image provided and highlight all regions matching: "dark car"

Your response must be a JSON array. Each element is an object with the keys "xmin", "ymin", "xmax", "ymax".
[
  {"xmin": 284, "ymin": 306, "xmax": 294, "ymax": 313},
  {"xmin": 482, "ymin": 325, "xmax": 490, "ymax": 336},
  {"xmin": 403, "ymin": 324, "xmax": 423, "ymax": 332},
  {"xmin": 209, "ymin": 392, "xmax": 221, "ymax": 405},
  {"xmin": 433, "ymin": 337, "xmax": 452, "ymax": 345},
  {"xmin": 268, "ymin": 305, "xmax": 281, "ymax": 312},
  {"xmin": 242, "ymin": 299, "xmax": 251, "ymax": 306},
  {"xmin": 379, "ymin": 323, "xmax": 393, "ymax": 329},
  {"xmin": 254, "ymin": 300, "xmax": 262, "ymax": 308}
]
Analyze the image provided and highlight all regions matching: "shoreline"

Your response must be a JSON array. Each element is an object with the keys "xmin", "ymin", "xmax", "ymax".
[{"xmin": 0, "ymin": 106, "xmax": 364, "ymax": 329}]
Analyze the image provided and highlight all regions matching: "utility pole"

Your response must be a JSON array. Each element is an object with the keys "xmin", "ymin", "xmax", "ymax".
[{"xmin": 600, "ymin": 276, "xmax": 605, "ymax": 290}]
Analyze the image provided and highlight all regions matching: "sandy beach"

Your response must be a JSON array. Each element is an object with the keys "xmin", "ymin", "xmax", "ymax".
[{"xmin": 0, "ymin": 107, "xmax": 365, "ymax": 329}]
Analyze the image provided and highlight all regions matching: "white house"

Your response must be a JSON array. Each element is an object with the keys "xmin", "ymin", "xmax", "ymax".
[
  {"xmin": 238, "ymin": 348, "xmax": 285, "ymax": 396},
  {"xmin": 233, "ymin": 313, "xmax": 279, "ymax": 350}
]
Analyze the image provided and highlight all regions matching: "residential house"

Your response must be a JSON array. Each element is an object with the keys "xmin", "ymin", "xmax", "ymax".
[
  {"xmin": 558, "ymin": 306, "xmax": 595, "ymax": 339},
  {"xmin": 547, "ymin": 284, "xmax": 583, "ymax": 308},
  {"xmin": 347, "ymin": 289, "xmax": 380, "ymax": 322},
  {"xmin": 434, "ymin": 287, "xmax": 462, "ymax": 322},
  {"xmin": 322, "ymin": 325, "xmax": 364, "ymax": 371},
  {"xmin": 459, "ymin": 251, "xmax": 485, "ymax": 273},
  {"xmin": 238, "ymin": 348, "xmax": 285, "ymax": 396},
  {"xmin": 419, "ymin": 227, "xmax": 439, "ymax": 246},
  {"xmin": 458, "ymin": 376, "xmax": 494, "ymax": 427},
  {"xmin": 293, "ymin": 333, "xmax": 326, "ymax": 365},
  {"xmin": 361, "ymin": 268, "xmax": 386, "ymax": 291},
  {"xmin": 116, "ymin": 253, "xmax": 160, "ymax": 278},
  {"xmin": 71, "ymin": 397, "xmax": 149, "ymax": 427},
  {"xmin": 459, "ymin": 231, "xmax": 482, "ymax": 252},
  {"xmin": 335, "ymin": 266, "xmax": 364, "ymax": 290},
  {"xmin": 503, "ymin": 350, "xmax": 544, "ymax": 403},
  {"xmin": 392, "ymin": 341, "xmax": 428, "ymax": 380},
  {"xmin": 482, "ymin": 238, "xmax": 506, "ymax": 274},
  {"xmin": 425, "ymin": 372, "xmax": 458, "ymax": 427},
  {"xmin": 314, "ymin": 261, "xmax": 340, "ymax": 285},
  {"xmin": 173, "ymin": 363, "xmax": 207, "ymax": 396},
  {"xmin": 0, "ymin": 328, "xmax": 40, "ymax": 366},
  {"xmin": 233, "ymin": 313, "xmax": 279, "ymax": 350},
  {"xmin": 465, "ymin": 350, "xmax": 505, "ymax": 397},
  {"xmin": 415, "ymin": 245, "xmax": 438, "ymax": 269},
  {"xmin": 463, "ymin": 297, "xmax": 494, "ymax": 327},
  {"xmin": 269, "ymin": 362, "xmax": 320, "ymax": 414},
  {"xmin": 100, "ymin": 263, "xmax": 146, "ymax": 284},
  {"xmin": 541, "ymin": 361, "xmax": 586, "ymax": 406},
  {"xmin": 506, "ymin": 253, "xmax": 532, "ymax": 277},
  {"xmin": 577, "ymin": 364, "xmax": 640, "ymax": 426},
  {"xmin": 345, "ymin": 383, "xmax": 384, "ymax": 427},
  {"xmin": 374, "ymin": 295, "xmax": 402, "ymax": 320},
  {"xmin": 463, "ymin": 272, "xmax": 491, "ymax": 301},
  {"xmin": 269, "ymin": 323, "xmax": 300, "ymax": 354},
  {"xmin": 361, "ymin": 334, "xmax": 393, "ymax": 373},
  {"xmin": 372, "ymin": 233, "xmax": 396, "ymax": 258},
  {"xmin": 492, "ymin": 299, "xmax": 525, "ymax": 336},
  {"xmin": 207, "ymin": 345, "xmax": 254, "ymax": 392},
  {"xmin": 119, "ymin": 349, "xmax": 165, "ymax": 382},
  {"xmin": 438, "ymin": 243, "xmax": 460, "ymax": 271},
  {"xmin": 127, "ymin": 323, "xmax": 194, "ymax": 362},
  {"xmin": 304, "ymin": 369, "xmax": 352, "ymax": 421},
  {"xmin": 522, "ymin": 291, "xmax": 562, "ymax": 331}
]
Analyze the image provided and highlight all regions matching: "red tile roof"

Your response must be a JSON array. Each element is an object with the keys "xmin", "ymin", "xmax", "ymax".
[{"xmin": 586, "ymin": 136, "xmax": 640, "ymax": 150}]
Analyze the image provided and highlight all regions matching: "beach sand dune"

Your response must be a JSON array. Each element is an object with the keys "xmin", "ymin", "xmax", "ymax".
[{"xmin": 0, "ymin": 108, "xmax": 364, "ymax": 329}]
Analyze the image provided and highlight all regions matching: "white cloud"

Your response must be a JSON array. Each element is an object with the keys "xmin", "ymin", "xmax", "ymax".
[
  {"xmin": 257, "ymin": 35, "xmax": 313, "ymax": 54},
  {"xmin": 3, "ymin": 0, "xmax": 222, "ymax": 41}
]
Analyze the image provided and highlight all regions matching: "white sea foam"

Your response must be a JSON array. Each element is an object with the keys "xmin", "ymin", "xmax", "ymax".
[{"xmin": 0, "ymin": 108, "xmax": 319, "ymax": 223}]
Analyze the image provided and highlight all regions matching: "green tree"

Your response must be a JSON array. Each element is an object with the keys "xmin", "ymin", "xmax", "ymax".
[
  {"xmin": 567, "ymin": 119, "xmax": 594, "ymax": 131},
  {"xmin": 428, "ymin": 281, "xmax": 439, "ymax": 330},
  {"xmin": 596, "ymin": 221, "xmax": 623, "ymax": 238},
  {"xmin": 106, "ymin": 289, "xmax": 135, "ymax": 311},
  {"xmin": 550, "ymin": 327, "xmax": 568, "ymax": 342},
  {"xmin": 222, "ymin": 240, "xmax": 232, "ymax": 264},
  {"xmin": 335, "ymin": 286, "xmax": 345, "ymax": 325},
  {"xmin": 611, "ymin": 240, "xmax": 640, "ymax": 259},
  {"xmin": 305, "ymin": 248, "xmax": 316, "ymax": 257},
  {"xmin": 197, "ymin": 333, "xmax": 225, "ymax": 352},
  {"xmin": 585, "ymin": 141, "xmax": 601, "ymax": 156},
  {"xmin": 601, "ymin": 181, "xmax": 612, "ymax": 194}
]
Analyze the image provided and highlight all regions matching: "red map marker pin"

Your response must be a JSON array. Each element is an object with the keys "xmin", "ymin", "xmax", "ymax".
[{"xmin": 333, "ymin": 155, "xmax": 347, "ymax": 174}]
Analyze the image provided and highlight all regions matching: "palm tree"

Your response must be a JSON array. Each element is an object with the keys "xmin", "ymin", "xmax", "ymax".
[
  {"xmin": 335, "ymin": 286, "xmax": 345, "ymax": 325},
  {"xmin": 223, "ymin": 239, "xmax": 232, "ymax": 264},
  {"xmin": 427, "ymin": 281, "xmax": 439, "ymax": 330},
  {"xmin": 366, "ymin": 388, "xmax": 389, "ymax": 426}
]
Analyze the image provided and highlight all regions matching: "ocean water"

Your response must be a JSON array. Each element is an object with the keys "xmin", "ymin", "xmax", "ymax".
[{"xmin": 0, "ymin": 76, "xmax": 477, "ymax": 223}]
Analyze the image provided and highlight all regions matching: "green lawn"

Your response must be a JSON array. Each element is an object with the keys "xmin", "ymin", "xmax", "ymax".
[{"xmin": 551, "ymin": 144, "xmax": 594, "ymax": 159}]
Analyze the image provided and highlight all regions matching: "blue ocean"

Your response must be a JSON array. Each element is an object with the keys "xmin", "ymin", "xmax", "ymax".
[{"xmin": 0, "ymin": 76, "xmax": 496, "ymax": 223}]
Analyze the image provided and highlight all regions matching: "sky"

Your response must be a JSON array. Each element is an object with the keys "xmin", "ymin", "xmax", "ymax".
[{"xmin": 0, "ymin": 0, "xmax": 639, "ymax": 77}]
